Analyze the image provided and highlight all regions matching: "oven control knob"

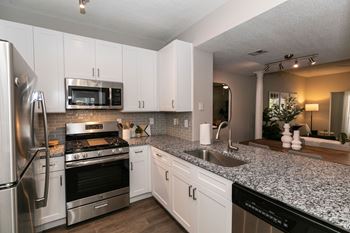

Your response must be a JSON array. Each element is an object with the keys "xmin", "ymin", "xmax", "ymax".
[
  {"xmin": 83, "ymin": 153, "xmax": 88, "ymax": 158},
  {"xmin": 98, "ymin": 151, "xmax": 102, "ymax": 156},
  {"xmin": 74, "ymin": 154, "xmax": 80, "ymax": 160},
  {"xmin": 118, "ymin": 148, "xmax": 123, "ymax": 152},
  {"xmin": 112, "ymin": 149, "xmax": 116, "ymax": 153}
]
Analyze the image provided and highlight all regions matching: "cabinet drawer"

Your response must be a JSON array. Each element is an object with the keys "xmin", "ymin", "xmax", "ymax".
[
  {"xmin": 151, "ymin": 147, "xmax": 170, "ymax": 165},
  {"xmin": 35, "ymin": 156, "xmax": 65, "ymax": 174},
  {"xmin": 130, "ymin": 145, "xmax": 148, "ymax": 155},
  {"xmin": 196, "ymin": 167, "xmax": 232, "ymax": 200},
  {"xmin": 171, "ymin": 157, "xmax": 193, "ymax": 178}
]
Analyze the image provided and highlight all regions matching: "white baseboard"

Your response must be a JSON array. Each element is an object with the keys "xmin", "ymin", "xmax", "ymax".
[
  {"xmin": 130, "ymin": 193, "xmax": 153, "ymax": 203},
  {"xmin": 35, "ymin": 218, "xmax": 66, "ymax": 232}
]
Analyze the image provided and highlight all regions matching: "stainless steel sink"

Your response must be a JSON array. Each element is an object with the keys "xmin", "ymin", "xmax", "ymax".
[{"xmin": 184, "ymin": 149, "xmax": 246, "ymax": 167}]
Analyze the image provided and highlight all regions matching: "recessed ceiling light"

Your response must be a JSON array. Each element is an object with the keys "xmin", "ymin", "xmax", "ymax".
[
  {"xmin": 293, "ymin": 60, "xmax": 299, "ymax": 68},
  {"xmin": 248, "ymin": 49, "xmax": 268, "ymax": 56}
]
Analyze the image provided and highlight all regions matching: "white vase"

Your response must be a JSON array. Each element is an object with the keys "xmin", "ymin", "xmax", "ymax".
[
  {"xmin": 291, "ymin": 130, "xmax": 302, "ymax": 150},
  {"xmin": 281, "ymin": 123, "xmax": 292, "ymax": 148}
]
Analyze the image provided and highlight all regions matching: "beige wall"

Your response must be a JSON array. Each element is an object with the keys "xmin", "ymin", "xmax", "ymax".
[
  {"xmin": 305, "ymin": 72, "xmax": 350, "ymax": 131},
  {"xmin": 213, "ymin": 70, "xmax": 256, "ymax": 142}
]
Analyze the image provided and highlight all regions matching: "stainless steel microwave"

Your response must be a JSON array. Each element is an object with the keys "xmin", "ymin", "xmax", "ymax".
[{"xmin": 65, "ymin": 78, "xmax": 123, "ymax": 110}]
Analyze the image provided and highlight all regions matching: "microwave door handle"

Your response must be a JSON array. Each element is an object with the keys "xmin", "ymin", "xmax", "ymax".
[{"xmin": 31, "ymin": 91, "xmax": 50, "ymax": 208}]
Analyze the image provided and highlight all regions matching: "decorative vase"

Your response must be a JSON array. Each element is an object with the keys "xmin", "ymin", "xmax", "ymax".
[
  {"xmin": 122, "ymin": 129, "xmax": 131, "ymax": 140},
  {"xmin": 281, "ymin": 123, "xmax": 292, "ymax": 148},
  {"xmin": 291, "ymin": 130, "xmax": 302, "ymax": 150}
]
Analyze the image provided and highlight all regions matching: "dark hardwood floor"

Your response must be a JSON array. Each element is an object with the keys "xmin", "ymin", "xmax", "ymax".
[{"xmin": 46, "ymin": 198, "xmax": 186, "ymax": 233}]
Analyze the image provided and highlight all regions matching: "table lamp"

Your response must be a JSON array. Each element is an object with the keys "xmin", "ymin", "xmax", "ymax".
[{"xmin": 305, "ymin": 103, "xmax": 319, "ymax": 134}]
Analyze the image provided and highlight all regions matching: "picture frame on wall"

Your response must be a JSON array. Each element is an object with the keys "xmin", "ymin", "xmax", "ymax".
[
  {"xmin": 268, "ymin": 91, "xmax": 298, "ymax": 108},
  {"xmin": 268, "ymin": 91, "xmax": 280, "ymax": 108}
]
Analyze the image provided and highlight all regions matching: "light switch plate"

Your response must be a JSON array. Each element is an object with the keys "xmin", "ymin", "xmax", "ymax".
[
  {"xmin": 198, "ymin": 102, "xmax": 204, "ymax": 111},
  {"xmin": 184, "ymin": 119, "xmax": 189, "ymax": 128},
  {"xmin": 173, "ymin": 118, "xmax": 178, "ymax": 126},
  {"xmin": 149, "ymin": 118, "xmax": 154, "ymax": 125}
]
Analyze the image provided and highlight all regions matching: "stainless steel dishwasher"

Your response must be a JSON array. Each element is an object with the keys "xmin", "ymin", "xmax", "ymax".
[{"xmin": 232, "ymin": 183, "xmax": 347, "ymax": 233}]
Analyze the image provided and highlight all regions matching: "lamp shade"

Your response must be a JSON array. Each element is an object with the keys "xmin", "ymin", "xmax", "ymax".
[{"xmin": 305, "ymin": 103, "xmax": 319, "ymax": 112}]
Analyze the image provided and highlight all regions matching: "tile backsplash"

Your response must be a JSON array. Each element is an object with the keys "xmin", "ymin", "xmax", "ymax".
[{"xmin": 36, "ymin": 110, "xmax": 192, "ymax": 144}]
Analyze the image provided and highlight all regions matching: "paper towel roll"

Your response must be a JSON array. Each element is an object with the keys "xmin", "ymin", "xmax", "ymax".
[{"xmin": 200, "ymin": 123, "xmax": 212, "ymax": 145}]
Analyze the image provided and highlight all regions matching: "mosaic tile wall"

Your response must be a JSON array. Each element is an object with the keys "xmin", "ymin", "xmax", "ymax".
[{"xmin": 36, "ymin": 110, "xmax": 192, "ymax": 144}]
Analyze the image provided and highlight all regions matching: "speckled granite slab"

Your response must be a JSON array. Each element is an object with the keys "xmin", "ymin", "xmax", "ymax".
[{"xmin": 127, "ymin": 135, "xmax": 350, "ymax": 232}]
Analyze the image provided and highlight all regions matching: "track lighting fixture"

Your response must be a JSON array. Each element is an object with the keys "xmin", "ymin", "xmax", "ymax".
[
  {"xmin": 309, "ymin": 57, "xmax": 316, "ymax": 65},
  {"xmin": 79, "ymin": 0, "xmax": 89, "ymax": 14},
  {"xmin": 264, "ymin": 65, "xmax": 270, "ymax": 72},
  {"xmin": 293, "ymin": 60, "xmax": 299, "ymax": 68}
]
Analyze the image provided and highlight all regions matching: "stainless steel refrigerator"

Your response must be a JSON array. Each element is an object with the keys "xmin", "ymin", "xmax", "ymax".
[{"xmin": 0, "ymin": 40, "xmax": 50, "ymax": 233}]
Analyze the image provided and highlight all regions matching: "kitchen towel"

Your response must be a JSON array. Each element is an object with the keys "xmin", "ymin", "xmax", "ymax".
[{"xmin": 200, "ymin": 123, "xmax": 212, "ymax": 145}]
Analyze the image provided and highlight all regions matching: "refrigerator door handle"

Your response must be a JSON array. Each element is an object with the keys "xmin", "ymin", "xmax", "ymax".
[{"xmin": 31, "ymin": 91, "xmax": 50, "ymax": 208}]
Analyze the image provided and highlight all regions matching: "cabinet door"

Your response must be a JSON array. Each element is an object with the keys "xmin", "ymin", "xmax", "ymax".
[
  {"xmin": 35, "ymin": 171, "xmax": 66, "ymax": 226},
  {"xmin": 194, "ymin": 186, "xmax": 232, "ymax": 233},
  {"xmin": 0, "ymin": 19, "xmax": 34, "ymax": 68},
  {"xmin": 158, "ymin": 43, "xmax": 176, "ymax": 111},
  {"xmin": 122, "ymin": 46, "xmax": 141, "ymax": 111},
  {"xmin": 130, "ymin": 146, "xmax": 151, "ymax": 198},
  {"xmin": 151, "ymin": 159, "xmax": 171, "ymax": 211},
  {"xmin": 34, "ymin": 27, "xmax": 65, "ymax": 113},
  {"xmin": 64, "ymin": 33, "xmax": 95, "ymax": 79},
  {"xmin": 95, "ymin": 40, "xmax": 122, "ymax": 82},
  {"xmin": 171, "ymin": 171, "xmax": 195, "ymax": 232},
  {"xmin": 139, "ymin": 49, "xmax": 157, "ymax": 111}
]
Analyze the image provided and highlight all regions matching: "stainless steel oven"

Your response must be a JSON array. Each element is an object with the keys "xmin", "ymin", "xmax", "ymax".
[
  {"xmin": 65, "ymin": 154, "xmax": 129, "ymax": 225},
  {"xmin": 65, "ymin": 78, "xmax": 123, "ymax": 110}
]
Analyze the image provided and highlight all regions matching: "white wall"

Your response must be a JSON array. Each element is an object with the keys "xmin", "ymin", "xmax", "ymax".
[
  {"xmin": 213, "ymin": 70, "xmax": 256, "ymax": 142},
  {"xmin": 192, "ymin": 48, "xmax": 213, "ymax": 141},
  {"xmin": 177, "ymin": 0, "xmax": 287, "ymax": 46}
]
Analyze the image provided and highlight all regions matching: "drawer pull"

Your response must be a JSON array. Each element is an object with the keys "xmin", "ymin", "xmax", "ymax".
[
  {"xmin": 94, "ymin": 203, "xmax": 108, "ymax": 209},
  {"xmin": 165, "ymin": 170, "xmax": 169, "ymax": 181},
  {"xmin": 188, "ymin": 185, "xmax": 192, "ymax": 197},
  {"xmin": 192, "ymin": 188, "xmax": 197, "ymax": 201},
  {"xmin": 135, "ymin": 150, "xmax": 143, "ymax": 154},
  {"xmin": 156, "ymin": 153, "xmax": 162, "ymax": 157},
  {"xmin": 130, "ymin": 162, "xmax": 134, "ymax": 171},
  {"xmin": 42, "ymin": 163, "xmax": 55, "ymax": 168}
]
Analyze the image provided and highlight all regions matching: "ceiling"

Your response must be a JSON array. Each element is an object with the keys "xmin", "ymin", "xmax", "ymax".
[
  {"xmin": 198, "ymin": 0, "xmax": 350, "ymax": 76},
  {"xmin": 0, "ymin": 0, "xmax": 228, "ymax": 49},
  {"xmin": 287, "ymin": 59, "xmax": 350, "ymax": 78}
]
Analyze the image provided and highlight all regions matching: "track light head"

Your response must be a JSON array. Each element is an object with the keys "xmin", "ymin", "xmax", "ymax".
[
  {"xmin": 309, "ymin": 57, "xmax": 316, "ymax": 65},
  {"xmin": 264, "ymin": 65, "xmax": 270, "ymax": 72},
  {"xmin": 279, "ymin": 63, "xmax": 284, "ymax": 70},
  {"xmin": 293, "ymin": 60, "xmax": 299, "ymax": 68}
]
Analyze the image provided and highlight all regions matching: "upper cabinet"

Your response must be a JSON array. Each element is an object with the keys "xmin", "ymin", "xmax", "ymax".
[
  {"xmin": 34, "ymin": 27, "xmax": 65, "ymax": 113},
  {"xmin": 158, "ymin": 40, "xmax": 193, "ymax": 112},
  {"xmin": 123, "ymin": 45, "xmax": 157, "ymax": 112},
  {"xmin": 64, "ymin": 34, "xmax": 122, "ymax": 82},
  {"xmin": 0, "ymin": 19, "xmax": 34, "ymax": 69}
]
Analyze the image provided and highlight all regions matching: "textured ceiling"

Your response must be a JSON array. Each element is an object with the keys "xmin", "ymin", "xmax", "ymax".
[
  {"xmin": 0, "ymin": 0, "xmax": 228, "ymax": 49},
  {"xmin": 199, "ymin": 0, "xmax": 350, "ymax": 76}
]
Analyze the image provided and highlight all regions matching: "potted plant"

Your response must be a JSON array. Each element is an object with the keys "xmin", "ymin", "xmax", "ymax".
[
  {"xmin": 271, "ymin": 97, "xmax": 304, "ymax": 148},
  {"xmin": 135, "ymin": 125, "xmax": 143, "ymax": 138},
  {"xmin": 262, "ymin": 107, "xmax": 282, "ymax": 140}
]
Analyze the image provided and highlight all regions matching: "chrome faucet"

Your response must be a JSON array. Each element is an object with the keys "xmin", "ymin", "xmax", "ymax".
[{"xmin": 215, "ymin": 121, "xmax": 239, "ymax": 152}]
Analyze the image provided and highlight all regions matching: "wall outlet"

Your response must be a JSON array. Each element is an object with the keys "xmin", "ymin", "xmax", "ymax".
[
  {"xmin": 149, "ymin": 118, "xmax": 154, "ymax": 125},
  {"xmin": 173, "ymin": 118, "xmax": 178, "ymax": 126},
  {"xmin": 184, "ymin": 119, "xmax": 189, "ymax": 128}
]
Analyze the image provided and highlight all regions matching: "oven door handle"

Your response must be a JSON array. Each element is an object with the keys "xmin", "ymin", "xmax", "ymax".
[{"xmin": 65, "ymin": 154, "xmax": 129, "ymax": 169}]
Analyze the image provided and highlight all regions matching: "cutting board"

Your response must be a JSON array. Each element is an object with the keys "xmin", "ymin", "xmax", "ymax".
[{"xmin": 87, "ymin": 138, "xmax": 108, "ymax": 146}]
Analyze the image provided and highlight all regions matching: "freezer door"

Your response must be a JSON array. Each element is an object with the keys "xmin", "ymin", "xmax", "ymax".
[{"xmin": 0, "ymin": 155, "xmax": 36, "ymax": 233}]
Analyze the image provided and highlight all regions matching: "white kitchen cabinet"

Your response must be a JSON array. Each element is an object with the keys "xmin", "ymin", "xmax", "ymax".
[
  {"xmin": 151, "ymin": 155, "xmax": 171, "ymax": 211},
  {"xmin": 171, "ymin": 166, "xmax": 196, "ymax": 232},
  {"xmin": 64, "ymin": 33, "xmax": 123, "ymax": 81},
  {"xmin": 0, "ymin": 19, "xmax": 34, "ymax": 68},
  {"xmin": 123, "ymin": 45, "xmax": 157, "ymax": 112},
  {"xmin": 34, "ymin": 27, "xmax": 65, "ymax": 113},
  {"xmin": 95, "ymin": 40, "xmax": 122, "ymax": 82},
  {"xmin": 150, "ymin": 147, "xmax": 232, "ymax": 233},
  {"xmin": 64, "ymin": 33, "xmax": 95, "ymax": 79},
  {"xmin": 130, "ymin": 146, "xmax": 151, "ymax": 199},
  {"xmin": 34, "ymin": 157, "xmax": 65, "ymax": 228},
  {"xmin": 158, "ymin": 40, "xmax": 193, "ymax": 112}
]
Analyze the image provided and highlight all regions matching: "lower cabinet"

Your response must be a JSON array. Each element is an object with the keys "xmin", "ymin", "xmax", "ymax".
[
  {"xmin": 130, "ymin": 145, "xmax": 151, "ymax": 199},
  {"xmin": 34, "ymin": 157, "xmax": 66, "ymax": 229},
  {"xmin": 151, "ymin": 147, "xmax": 233, "ymax": 233}
]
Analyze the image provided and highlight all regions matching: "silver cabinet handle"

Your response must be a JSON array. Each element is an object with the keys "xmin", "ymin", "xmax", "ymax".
[
  {"xmin": 138, "ymin": 101, "xmax": 141, "ymax": 108},
  {"xmin": 31, "ymin": 91, "xmax": 50, "ymax": 209},
  {"xmin": 189, "ymin": 185, "xmax": 193, "ymax": 198},
  {"xmin": 97, "ymin": 68, "xmax": 100, "ymax": 77},
  {"xmin": 135, "ymin": 150, "xmax": 143, "ymax": 154},
  {"xmin": 60, "ymin": 175, "xmax": 63, "ymax": 186},
  {"xmin": 92, "ymin": 68, "xmax": 95, "ymax": 77},
  {"xmin": 192, "ymin": 188, "xmax": 197, "ymax": 200},
  {"xmin": 94, "ymin": 203, "xmax": 108, "ymax": 209},
  {"xmin": 42, "ymin": 163, "xmax": 55, "ymax": 168},
  {"xmin": 165, "ymin": 171, "xmax": 169, "ymax": 181},
  {"xmin": 156, "ymin": 153, "xmax": 162, "ymax": 157},
  {"xmin": 130, "ymin": 162, "xmax": 134, "ymax": 171},
  {"xmin": 142, "ymin": 101, "xmax": 145, "ymax": 108},
  {"xmin": 172, "ymin": 100, "xmax": 175, "ymax": 109}
]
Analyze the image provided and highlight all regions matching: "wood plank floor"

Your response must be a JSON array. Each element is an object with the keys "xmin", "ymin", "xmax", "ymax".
[{"xmin": 45, "ymin": 198, "xmax": 186, "ymax": 233}]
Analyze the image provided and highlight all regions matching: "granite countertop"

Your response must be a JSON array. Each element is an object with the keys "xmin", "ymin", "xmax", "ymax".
[
  {"xmin": 38, "ymin": 144, "xmax": 65, "ymax": 159},
  {"xmin": 127, "ymin": 135, "xmax": 350, "ymax": 232}
]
